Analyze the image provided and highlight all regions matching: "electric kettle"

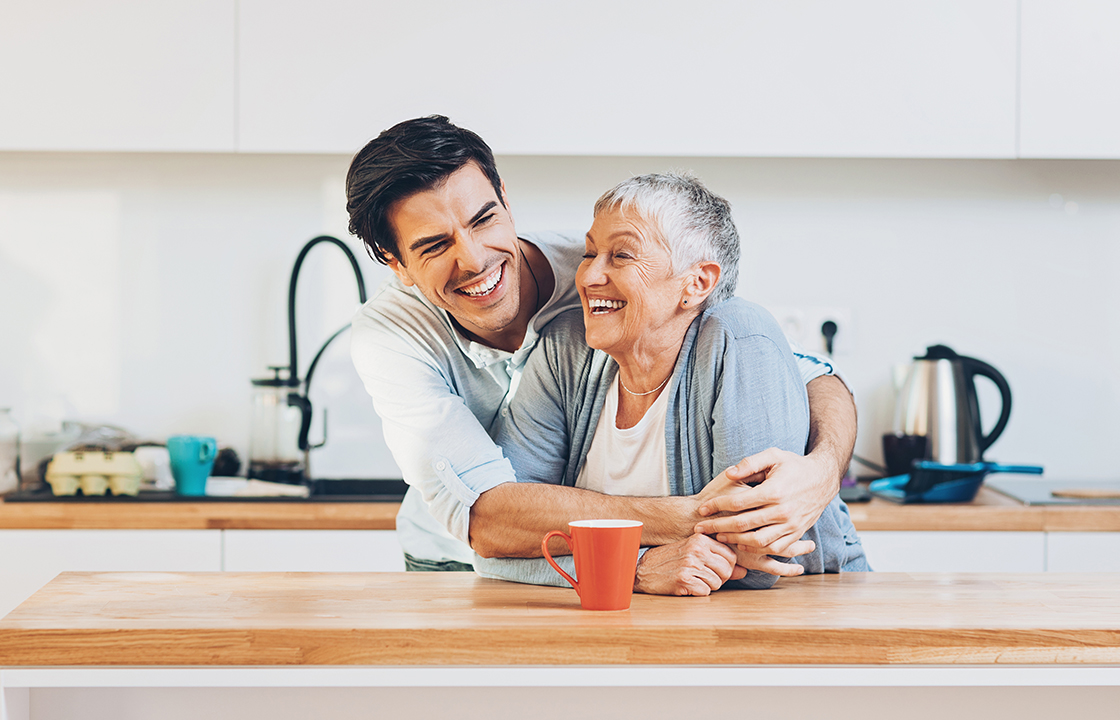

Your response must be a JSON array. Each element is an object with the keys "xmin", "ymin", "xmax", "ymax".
[{"xmin": 884, "ymin": 345, "xmax": 1012, "ymax": 475}]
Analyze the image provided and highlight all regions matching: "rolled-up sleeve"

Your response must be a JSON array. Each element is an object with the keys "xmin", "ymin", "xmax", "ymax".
[
  {"xmin": 791, "ymin": 346, "xmax": 854, "ymax": 400},
  {"xmin": 351, "ymin": 309, "xmax": 516, "ymax": 546}
]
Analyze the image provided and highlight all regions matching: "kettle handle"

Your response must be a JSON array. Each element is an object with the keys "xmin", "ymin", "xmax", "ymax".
[{"xmin": 959, "ymin": 356, "xmax": 1012, "ymax": 456}]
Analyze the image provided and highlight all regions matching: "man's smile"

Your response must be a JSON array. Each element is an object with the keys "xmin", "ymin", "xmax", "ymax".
[{"xmin": 456, "ymin": 262, "xmax": 504, "ymax": 298}]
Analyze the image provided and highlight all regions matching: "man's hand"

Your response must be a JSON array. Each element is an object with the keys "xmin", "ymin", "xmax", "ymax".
[
  {"xmin": 693, "ymin": 448, "xmax": 835, "ymax": 555},
  {"xmin": 633, "ymin": 534, "xmax": 747, "ymax": 596}
]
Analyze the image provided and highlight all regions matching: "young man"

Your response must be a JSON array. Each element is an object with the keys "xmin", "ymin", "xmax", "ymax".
[{"xmin": 348, "ymin": 116, "xmax": 857, "ymax": 593}]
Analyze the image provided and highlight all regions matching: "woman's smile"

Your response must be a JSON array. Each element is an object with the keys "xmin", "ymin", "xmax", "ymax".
[{"xmin": 586, "ymin": 297, "xmax": 627, "ymax": 314}]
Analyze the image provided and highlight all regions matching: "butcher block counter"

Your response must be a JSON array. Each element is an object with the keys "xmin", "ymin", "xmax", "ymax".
[
  {"xmin": 3, "ymin": 570, "xmax": 1120, "ymax": 665},
  {"xmin": 3, "ymin": 486, "xmax": 1120, "ymax": 531},
  {"xmin": 3, "ymin": 572, "xmax": 1120, "ymax": 720}
]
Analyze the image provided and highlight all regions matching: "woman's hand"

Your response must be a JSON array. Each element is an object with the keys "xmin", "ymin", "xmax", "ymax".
[
  {"xmin": 633, "ymin": 534, "xmax": 747, "ymax": 596},
  {"xmin": 693, "ymin": 447, "xmax": 835, "ymax": 556},
  {"xmin": 733, "ymin": 539, "xmax": 816, "ymax": 577}
]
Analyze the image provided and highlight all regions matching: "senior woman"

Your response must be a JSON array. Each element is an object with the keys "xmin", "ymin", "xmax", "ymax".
[{"xmin": 474, "ymin": 173, "xmax": 868, "ymax": 594}]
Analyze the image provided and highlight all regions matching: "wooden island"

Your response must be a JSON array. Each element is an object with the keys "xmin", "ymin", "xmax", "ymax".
[{"xmin": 2, "ymin": 571, "xmax": 1120, "ymax": 720}]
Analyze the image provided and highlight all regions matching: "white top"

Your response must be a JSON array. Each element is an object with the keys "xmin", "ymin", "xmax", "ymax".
[{"xmin": 575, "ymin": 375, "xmax": 671, "ymax": 498}]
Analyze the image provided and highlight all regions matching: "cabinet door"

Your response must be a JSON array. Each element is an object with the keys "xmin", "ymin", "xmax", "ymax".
[
  {"xmin": 0, "ymin": 529, "xmax": 222, "ymax": 617},
  {"xmin": 222, "ymin": 530, "xmax": 406, "ymax": 572},
  {"xmin": 857, "ymin": 531, "xmax": 1045, "ymax": 572},
  {"xmin": 238, "ymin": 0, "xmax": 1017, "ymax": 157},
  {"xmin": 1046, "ymin": 532, "xmax": 1120, "ymax": 572},
  {"xmin": 0, "ymin": 0, "xmax": 236, "ymax": 151},
  {"xmin": 1020, "ymin": 1, "xmax": 1120, "ymax": 158}
]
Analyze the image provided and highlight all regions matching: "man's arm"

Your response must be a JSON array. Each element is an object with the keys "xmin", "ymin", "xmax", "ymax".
[
  {"xmin": 693, "ymin": 374, "xmax": 857, "ymax": 553},
  {"xmin": 470, "ymin": 484, "xmax": 696, "ymax": 558},
  {"xmin": 351, "ymin": 302, "xmax": 521, "ymax": 547}
]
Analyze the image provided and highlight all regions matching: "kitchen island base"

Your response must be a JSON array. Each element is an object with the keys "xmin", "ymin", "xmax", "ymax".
[
  {"xmin": 4, "ymin": 667, "xmax": 1120, "ymax": 720},
  {"xmin": 4, "ymin": 572, "xmax": 1120, "ymax": 720}
]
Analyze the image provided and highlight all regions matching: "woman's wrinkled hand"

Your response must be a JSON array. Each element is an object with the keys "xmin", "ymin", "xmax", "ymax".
[
  {"xmin": 733, "ymin": 539, "xmax": 815, "ymax": 577},
  {"xmin": 633, "ymin": 534, "xmax": 747, "ymax": 596}
]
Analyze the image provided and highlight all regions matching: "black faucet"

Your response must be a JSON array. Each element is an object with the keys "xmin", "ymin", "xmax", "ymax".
[{"xmin": 286, "ymin": 235, "xmax": 368, "ymax": 454}]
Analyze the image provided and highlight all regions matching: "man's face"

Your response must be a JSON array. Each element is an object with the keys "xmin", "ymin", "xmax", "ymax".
[{"xmin": 385, "ymin": 162, "xmax": 522, "ymax": 341}]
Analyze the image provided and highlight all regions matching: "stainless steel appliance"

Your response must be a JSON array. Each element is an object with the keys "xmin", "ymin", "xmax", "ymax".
[
  {"xmin": 884, "ymin": 344, "xmax": 1012, "ymax": 475},
  {"xmin": 247, "ymin": 236, "xmax": 367, "ymax": 484}
]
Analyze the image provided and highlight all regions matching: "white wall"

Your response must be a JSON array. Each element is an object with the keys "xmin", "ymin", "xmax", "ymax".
[{"xmin": 1, "ymin": 152, "xmax": 1118, "ymax": 480}]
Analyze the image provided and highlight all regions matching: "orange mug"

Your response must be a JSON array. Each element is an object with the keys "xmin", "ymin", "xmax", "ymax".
[{"xmin": 542, "ymin": 519, "xmax": 643, "ymax": 611}]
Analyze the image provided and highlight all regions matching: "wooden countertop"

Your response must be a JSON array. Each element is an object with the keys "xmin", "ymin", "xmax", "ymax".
[
  {"xmin": 3, "ymin": 571, "xmax": 1120, "ymax": 666},
  {"xmin": 3, "ymin": 486, "xmax": 1120, "ymax": 531}
]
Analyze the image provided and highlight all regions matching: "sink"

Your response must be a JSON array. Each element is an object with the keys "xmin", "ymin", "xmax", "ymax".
[{"xmin": 307, "ymin": 478, "xmax": 408, "ymax": 501}]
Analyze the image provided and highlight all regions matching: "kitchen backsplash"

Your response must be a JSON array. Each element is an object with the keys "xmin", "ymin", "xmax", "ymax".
[{"xmin": 1, "ymin": 152, "xmax": 1117, "ymax": 479}]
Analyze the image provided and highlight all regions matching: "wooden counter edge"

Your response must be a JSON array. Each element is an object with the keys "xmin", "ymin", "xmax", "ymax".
[
  {"xmin": 2, "ymin": 627, "xmax": 1119, "ymax": 667},
  {"xmin": 4, "ymin": 487, "xmax": 1120, "ymax": 532},
  {"xmin": 0, "ymin": 500, "xmax": 399, "ymax": 530}
]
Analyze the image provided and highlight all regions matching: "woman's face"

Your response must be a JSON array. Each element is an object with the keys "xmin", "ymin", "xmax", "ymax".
[{"xmin": 577, "ymin": 208, "xmax": 688, "ymax": 359}]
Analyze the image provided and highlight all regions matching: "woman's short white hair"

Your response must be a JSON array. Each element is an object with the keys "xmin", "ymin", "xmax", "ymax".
[{"xmin": 593, "ymin": 172, "xmax": 740, "ymax": 308}]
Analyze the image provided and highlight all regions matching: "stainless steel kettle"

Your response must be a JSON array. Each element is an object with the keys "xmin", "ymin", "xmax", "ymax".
[{"xmin": 886, "ymin": 344, "xmax": 1012, "ymax": 473}]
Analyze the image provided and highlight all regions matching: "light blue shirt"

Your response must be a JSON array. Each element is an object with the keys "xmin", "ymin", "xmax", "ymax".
[{"xmin": 351, "ymin": 231, "xmax": 840, "ymax": 564}]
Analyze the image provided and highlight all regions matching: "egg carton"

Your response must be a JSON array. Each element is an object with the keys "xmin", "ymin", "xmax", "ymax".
[{"xmin": 46, "ymin": 450, "xmax": 143, "ymax": 496}]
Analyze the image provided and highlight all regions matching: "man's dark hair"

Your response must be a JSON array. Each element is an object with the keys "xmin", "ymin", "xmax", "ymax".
[{"xmin": 346, "ymin": 115, "xmax": 504, "ymax": 265}]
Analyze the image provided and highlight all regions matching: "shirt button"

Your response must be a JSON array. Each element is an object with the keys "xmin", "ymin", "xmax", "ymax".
[
  {"xmin": 501, "ymin": 409, "xmax": 509, "ymax": 417},
  {"xmin": 436, "ymin": 461, "xmax": 447, "ymax": 471}
]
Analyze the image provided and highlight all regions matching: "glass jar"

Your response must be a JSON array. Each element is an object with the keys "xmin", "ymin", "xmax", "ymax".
[{"xmin": 0, "ymin": 408, "xmax": 19, "ymax": 495}]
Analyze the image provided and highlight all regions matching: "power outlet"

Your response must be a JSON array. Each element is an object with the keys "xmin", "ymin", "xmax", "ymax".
[{"xmin": 768, "ymin": 306, "xmax": 853, "ymax": 357}]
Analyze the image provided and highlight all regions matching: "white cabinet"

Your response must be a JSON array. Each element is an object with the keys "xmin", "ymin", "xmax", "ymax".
[
  {"xmin": 237, "ymin": 0, "xmax": 1018, "ymax": 157},
  {"xmin": 0, "ymin": 0, "xmax": 236, "ymax": 152},
  {"xmin": 222, "ymin": 530, "xmax": 405, "ymax": 572},
  {"xmin": 1047, "ymin": 532, "xmax": 1120, "ymax": 573},
  {"xmin": 1019, "ymin": 1, "xmax": 1120, "ymax": 158},
  {"xmin": 858, "ymin": 531, "xmax": 1046, "ymax": 573},
  {"xmin": 0, "ymin": 529, "xmax": 221, "ymax": 617}
]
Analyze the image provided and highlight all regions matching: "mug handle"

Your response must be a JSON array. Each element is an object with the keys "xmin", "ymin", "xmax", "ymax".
[
  {"xmin": 542, "ymin": 530, "xmax": 579, "ymax": 596},
  {"xmin": 198, "ymin": 439, "xmax": 217, "ymax": 464}
]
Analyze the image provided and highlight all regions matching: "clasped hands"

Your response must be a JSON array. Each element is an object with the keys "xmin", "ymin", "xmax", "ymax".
[{"xmin": 634, "ymin": 448, "xmax": 833, "ymax": 596}]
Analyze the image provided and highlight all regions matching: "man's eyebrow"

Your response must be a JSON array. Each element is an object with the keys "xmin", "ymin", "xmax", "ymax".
[
  {"xmin": 468, "ymin": 201, "xmax": 498, "ymax": 226},
  {"xmin": 409, "ymin": 233, "xmax": 450, "ymax": 253},
  {"xmin": 407, "ymin": 201, "xmax": 499, "ymax": 253}
]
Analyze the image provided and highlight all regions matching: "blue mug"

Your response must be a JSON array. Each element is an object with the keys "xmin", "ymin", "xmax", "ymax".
[{"xmin": 167, "ymin": 435, "xmax": 217, "ymax": 497}]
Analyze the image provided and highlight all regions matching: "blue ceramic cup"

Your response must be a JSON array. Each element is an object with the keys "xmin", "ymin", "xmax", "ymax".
[{"xmin": 167, "ymin": 435, "xmax": 217, "ymax": 497}]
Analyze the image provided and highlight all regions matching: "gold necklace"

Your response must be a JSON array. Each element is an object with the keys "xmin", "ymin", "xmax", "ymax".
[{"xmin": 619, "ymin": 373, "xmax": 670, "ymax": 397}]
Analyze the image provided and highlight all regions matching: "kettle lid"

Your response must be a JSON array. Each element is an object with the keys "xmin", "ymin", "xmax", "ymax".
[{"xmin": 917, "ymin": 344, "xmax": 959, "ymax": 361}]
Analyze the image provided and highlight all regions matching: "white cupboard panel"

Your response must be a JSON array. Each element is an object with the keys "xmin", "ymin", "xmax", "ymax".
[
  {"xmin": 858, "ymin": 531, "xmax": 1045, "ymax": 573},
  {"xmin": 0, "ymin": 0, "xmax": 236, "ymax": 151},
  {"xmin": 1020, "ymin": 1, "xmax": 1120, "ymax": 158},
  {"xmin": 238, "ymin": 0, "xmax": 1018, "ymax": 157},
  {"xmin": 1046, "ymin": 532, "xmax": 1120, "ymax": 573},
  {"xmin": 0, "ymin": 529, "xmax": 222, "ymax": 618},
  {"xmin": 222, "ymin": 530, "xmax": 406, "ymax": 572}
]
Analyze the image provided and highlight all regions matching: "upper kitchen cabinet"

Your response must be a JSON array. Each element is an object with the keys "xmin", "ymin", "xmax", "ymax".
[
  {"xmin": 1019, "ymin": 1, "xmax": 1120, "ymax": 158},
  {"xmin": 0, "ymin": 0, "xmax": 236, "ymax": 152},
  {"xmin": 238, "ymin": 1, "xmax": 1018, "ymax": 157}
]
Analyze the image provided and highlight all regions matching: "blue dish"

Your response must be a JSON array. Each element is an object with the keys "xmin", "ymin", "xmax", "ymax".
[{"xmin": 869, "ymin": 472, "xmax": 987, "ymax": 504}]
